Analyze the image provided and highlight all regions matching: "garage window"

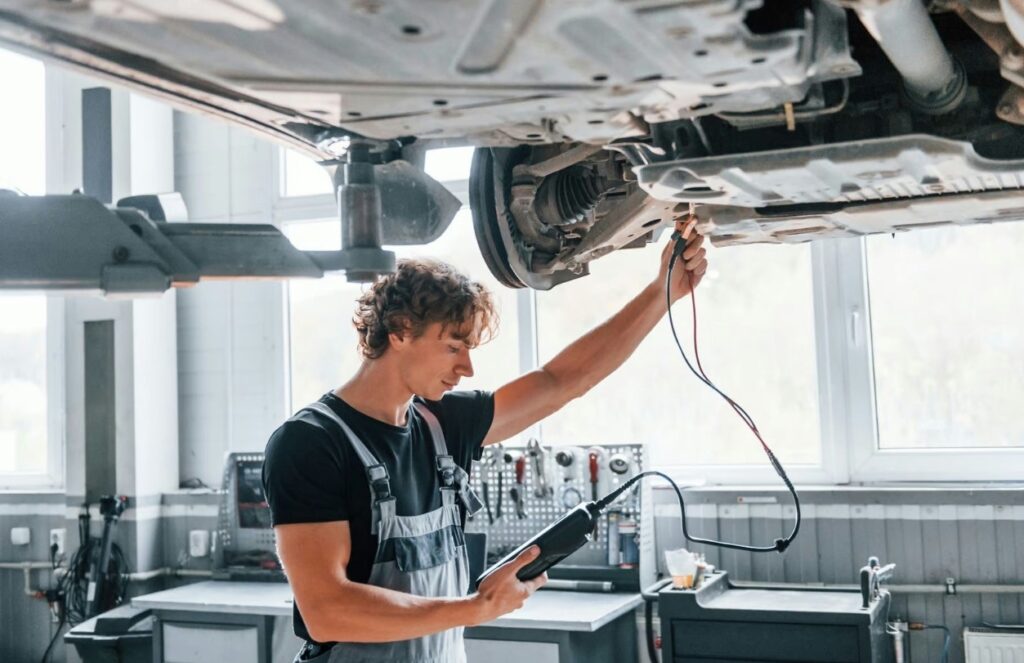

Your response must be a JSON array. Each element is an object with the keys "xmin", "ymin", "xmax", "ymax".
[
  {"xmin": 0, "ymin": 48, "xmax": 44, "ymax": 195},
  {"xmin": 843, "ymin": 224, "xmax": 1024, "ymax": 480},
  {"xmin": 0, "ymin": 297, "xmax": 48, "ymax": 479},
  {"xmin": 867, "ymin": 223, "xmax": 1024, "ymax": 451},
  {"xmin": 280, "ymin": 149, "xmax": 332, "ymax": 197},
  {"xmin": 0, "ymin": 48, "xmax": 59, "ymax": 489},
  {"xmin": 536, "ymin": 240, "xmax": 826, "ymax": 481}
]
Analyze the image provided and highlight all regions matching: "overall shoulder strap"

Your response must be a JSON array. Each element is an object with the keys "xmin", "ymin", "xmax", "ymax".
[
  {"xmin": 413, "ymin": 401, "xmax": 455, "ymax": 487},
  {"xmin": 304, "ymin": 401, "xmax": 393, "ymax": 533},
  {"xmin": 412, "ymin": 401, "xmax": 483, "ymax": 518},
  {"xmin": 412, "ymin": 401, "xmax": 449, "ymax": 456},
  {"xmin": 305, "ymin": 402, "xmax": 380, "ymax": 470}
]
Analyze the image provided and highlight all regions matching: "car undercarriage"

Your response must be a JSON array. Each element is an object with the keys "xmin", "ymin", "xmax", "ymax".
[{"xmin": 2, "ymin": 0, "xmax": 1024, "ymax": 291}]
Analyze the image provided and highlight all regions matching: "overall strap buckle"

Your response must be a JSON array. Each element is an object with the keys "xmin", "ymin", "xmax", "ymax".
[
  {"xmin": 366, "ymin": 463, "xmax": 392, "ymax": 502},
  {"xmin": 366, "ymin": 463, "xmax": 393, "ymax": 536},
  {"xmin": 453, "ymin": 464, "xmax": 483, "ymax": 517},
  {"xmin": 435, "ymin": 455, "xmax": 482, "ymax": 516},
  {"xmin": 435, "ymin": 455, "xmax": 457, "ymax": 488}
]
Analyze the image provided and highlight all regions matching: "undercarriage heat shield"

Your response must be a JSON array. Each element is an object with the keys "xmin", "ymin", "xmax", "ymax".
[{"xmin": 632, "ymin": 135, "xmax": 1024, "ymax": 245}]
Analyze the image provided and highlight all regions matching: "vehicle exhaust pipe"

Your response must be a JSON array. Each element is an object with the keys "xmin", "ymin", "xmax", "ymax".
[{"xmin": 839, "ymin": 0, "xmax": 967, "ymax": 114}]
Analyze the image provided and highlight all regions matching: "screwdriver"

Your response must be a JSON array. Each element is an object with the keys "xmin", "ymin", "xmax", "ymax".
[{"xmin": 589, "ymin": 451, "xmax": 600, "ymax": 501}]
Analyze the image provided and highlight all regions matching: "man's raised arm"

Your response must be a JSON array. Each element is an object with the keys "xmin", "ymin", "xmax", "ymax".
[{"xmin": 483, "ymin": 220, "xmax": 707, "ymax": 446}]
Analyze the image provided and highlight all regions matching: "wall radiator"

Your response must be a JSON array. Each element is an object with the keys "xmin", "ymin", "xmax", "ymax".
[{"xmin": 965, "ymin": 628, "xmax": 1024, "ymax": 663}]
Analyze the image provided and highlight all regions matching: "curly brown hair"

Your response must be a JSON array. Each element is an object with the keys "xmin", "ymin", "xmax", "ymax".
[{"xmin": 353, "ymin": 258, "xmax": 498, "ymax": 359}]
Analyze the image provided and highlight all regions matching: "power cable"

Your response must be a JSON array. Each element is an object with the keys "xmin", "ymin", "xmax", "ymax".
[{"xmin": 38, "ymin": 613, "xmax": 65, "ymax": 663}]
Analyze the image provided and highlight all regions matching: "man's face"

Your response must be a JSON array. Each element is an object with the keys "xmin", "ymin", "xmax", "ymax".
[{"xmin": 394, "ymin": 320, "xmax": 478, "ymax": 400}]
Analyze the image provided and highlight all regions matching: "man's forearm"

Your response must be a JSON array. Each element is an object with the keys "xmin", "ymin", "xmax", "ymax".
[
  {"xmin": 305, "ymin": 578, "xmax": 480, "ymax": 643},
  {"xmin": 544, "ymin": 282, "xmax": 666, "ymax": 399}
]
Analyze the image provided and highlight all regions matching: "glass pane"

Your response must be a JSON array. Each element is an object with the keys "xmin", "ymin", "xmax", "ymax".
[
  {"xmin": 0, "ymin": 49, "xmax": 47, "ymax": 478},
  {"xmin": 867, "ymin": 224, "xmax": 1024, "ymax": 449},
  {"xmin": 536, "ymin": 240, "xmax": 821, "ymax": 467},
  {"xmin": 286, "ymin": 209, "xmax": 520, "ymax": 412},
  {"xmin": 0, "ymin": 48, "xmax": 45, "ymax": 195},
  {"xmin": 0, "ymin": 296, "xmax": 47, "ymax": 474},
  {"xmin": 286, "ymin": 218, "xmax": 340, "ymax": 252},
  {"xmin": 424, "ymin": 147, "xmax": 474, "ymax": 182},
  {"xmin": 282, "ymin": 149, "xmax": 332, "ymax": 197},
  {"xmin": 281, "ymin": 146, "xmax": 473, "ymax": 199}
]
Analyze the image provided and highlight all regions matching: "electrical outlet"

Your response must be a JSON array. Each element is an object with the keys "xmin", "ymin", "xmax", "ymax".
[
  {"xmin": 189, "ymin": 529, "xmax": 210, "ymax": 558},
  {"xmin": 10, "ymin": 527, "xmax": 30, "ymax": 546},
  {"xmin": 49, "ymin": 528, "xmax": 66, "ymax": 556}
]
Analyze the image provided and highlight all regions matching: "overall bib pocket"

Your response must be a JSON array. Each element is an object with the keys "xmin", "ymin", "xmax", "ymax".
[{"xmin": 391, "ymin": 524, "xmax": 465, "ymax": 572}]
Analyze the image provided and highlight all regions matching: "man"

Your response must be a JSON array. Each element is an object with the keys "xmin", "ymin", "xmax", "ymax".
[{"xmin": 263, "ymin": 218, "xmax": 707, "ymax": 662}]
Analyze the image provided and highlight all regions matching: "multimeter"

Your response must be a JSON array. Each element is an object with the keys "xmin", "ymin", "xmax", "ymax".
[{"xmin": 475, "ymin": 502, "xmax": 600, "ymax": 584}]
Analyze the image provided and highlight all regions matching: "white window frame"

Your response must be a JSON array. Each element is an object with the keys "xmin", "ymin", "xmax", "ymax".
[
  {"xmin": 839, "ymin": 237, "xmax": 1024, "ymax": 482},
  {"xmin": 0, "ymin": 57, "xmax": 66, "ymax": 491},
  {"xmin": 273, "ymin": 147, "xmax": 1024, "ymax": 484}
]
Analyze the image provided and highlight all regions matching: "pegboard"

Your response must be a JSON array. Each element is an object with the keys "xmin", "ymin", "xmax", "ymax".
[{"xmin": 466, "ymin": 443, "xmax": 652, "ymax": 582}]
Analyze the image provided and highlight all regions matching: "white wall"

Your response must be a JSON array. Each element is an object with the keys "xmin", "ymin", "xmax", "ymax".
[
  {"xmin": 132, "ymin": 292, "xmax": 180, "ymax": 495},
  {"xmin": 174, "ymin": 112, "xmax": 288, "ymax": 488}
]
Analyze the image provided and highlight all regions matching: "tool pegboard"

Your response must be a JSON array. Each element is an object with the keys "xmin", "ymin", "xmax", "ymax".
[{"xmin": 466, "ymin": 442, "xmax": 654, "ymax": 589}]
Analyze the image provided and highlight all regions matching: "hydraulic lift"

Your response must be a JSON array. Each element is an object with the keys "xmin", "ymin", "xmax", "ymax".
[{"xmin": 0, "ymin": 89, "xmax": 460, "ymax": 294}]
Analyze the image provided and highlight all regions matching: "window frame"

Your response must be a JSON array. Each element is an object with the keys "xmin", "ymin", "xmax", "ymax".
[
  {"xmin": 0, "ymin": 54, "xmax": 65, "ymax": 491},
  {"xmin": 275, "ymin": 147, "xmax": 1024, "ymax": 484},
  {"xmin": 841, "ymin": 236, "xmax": 1024, "ymax": 482}
]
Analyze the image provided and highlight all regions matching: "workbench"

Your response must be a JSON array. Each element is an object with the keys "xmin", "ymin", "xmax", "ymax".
[{"xmin": 132, "ymin": 580, "xmax": 642, "ymax": 663}]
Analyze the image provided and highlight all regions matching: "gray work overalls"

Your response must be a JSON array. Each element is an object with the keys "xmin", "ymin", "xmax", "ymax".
[{"xmin": 297, "ymin": 400, "xmax": 482, "ymax": 663}]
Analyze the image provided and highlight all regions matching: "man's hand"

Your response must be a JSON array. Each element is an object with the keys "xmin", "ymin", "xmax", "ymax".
[
  {"xmin": 655, "ymin": 214, "xmax": 708, "ymax": 303},
  {"xmin": 469, "ymin": 546, "xmax": 548, "ymax": 625}
]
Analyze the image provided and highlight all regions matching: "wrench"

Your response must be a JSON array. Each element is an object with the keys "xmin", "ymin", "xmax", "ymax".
[{"xmin": 527, "ymin": 438, "xmax": 553, "ymax": 499}]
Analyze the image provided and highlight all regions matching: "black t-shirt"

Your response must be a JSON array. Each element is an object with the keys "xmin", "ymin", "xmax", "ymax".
[{"xmin": 262, "ymin": 390, "xmax": 495, "ymax": 642}]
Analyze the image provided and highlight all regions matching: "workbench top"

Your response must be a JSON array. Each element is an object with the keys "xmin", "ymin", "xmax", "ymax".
[
  {"xmin": 132, "ymin": 581, "xmax": 642, "ymax": 632},
  {"xmin": 133, "ymin": 580, "xmax": 296, "ymax": 616},
  {"xmin": 483, "ymin": 587, "xmax": 643, "ymax": 631}
]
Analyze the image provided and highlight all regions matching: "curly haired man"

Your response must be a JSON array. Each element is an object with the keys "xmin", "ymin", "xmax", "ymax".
[{"xmin": 263, "ymin": 218, "xmax": 707, "ymax": 663}]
